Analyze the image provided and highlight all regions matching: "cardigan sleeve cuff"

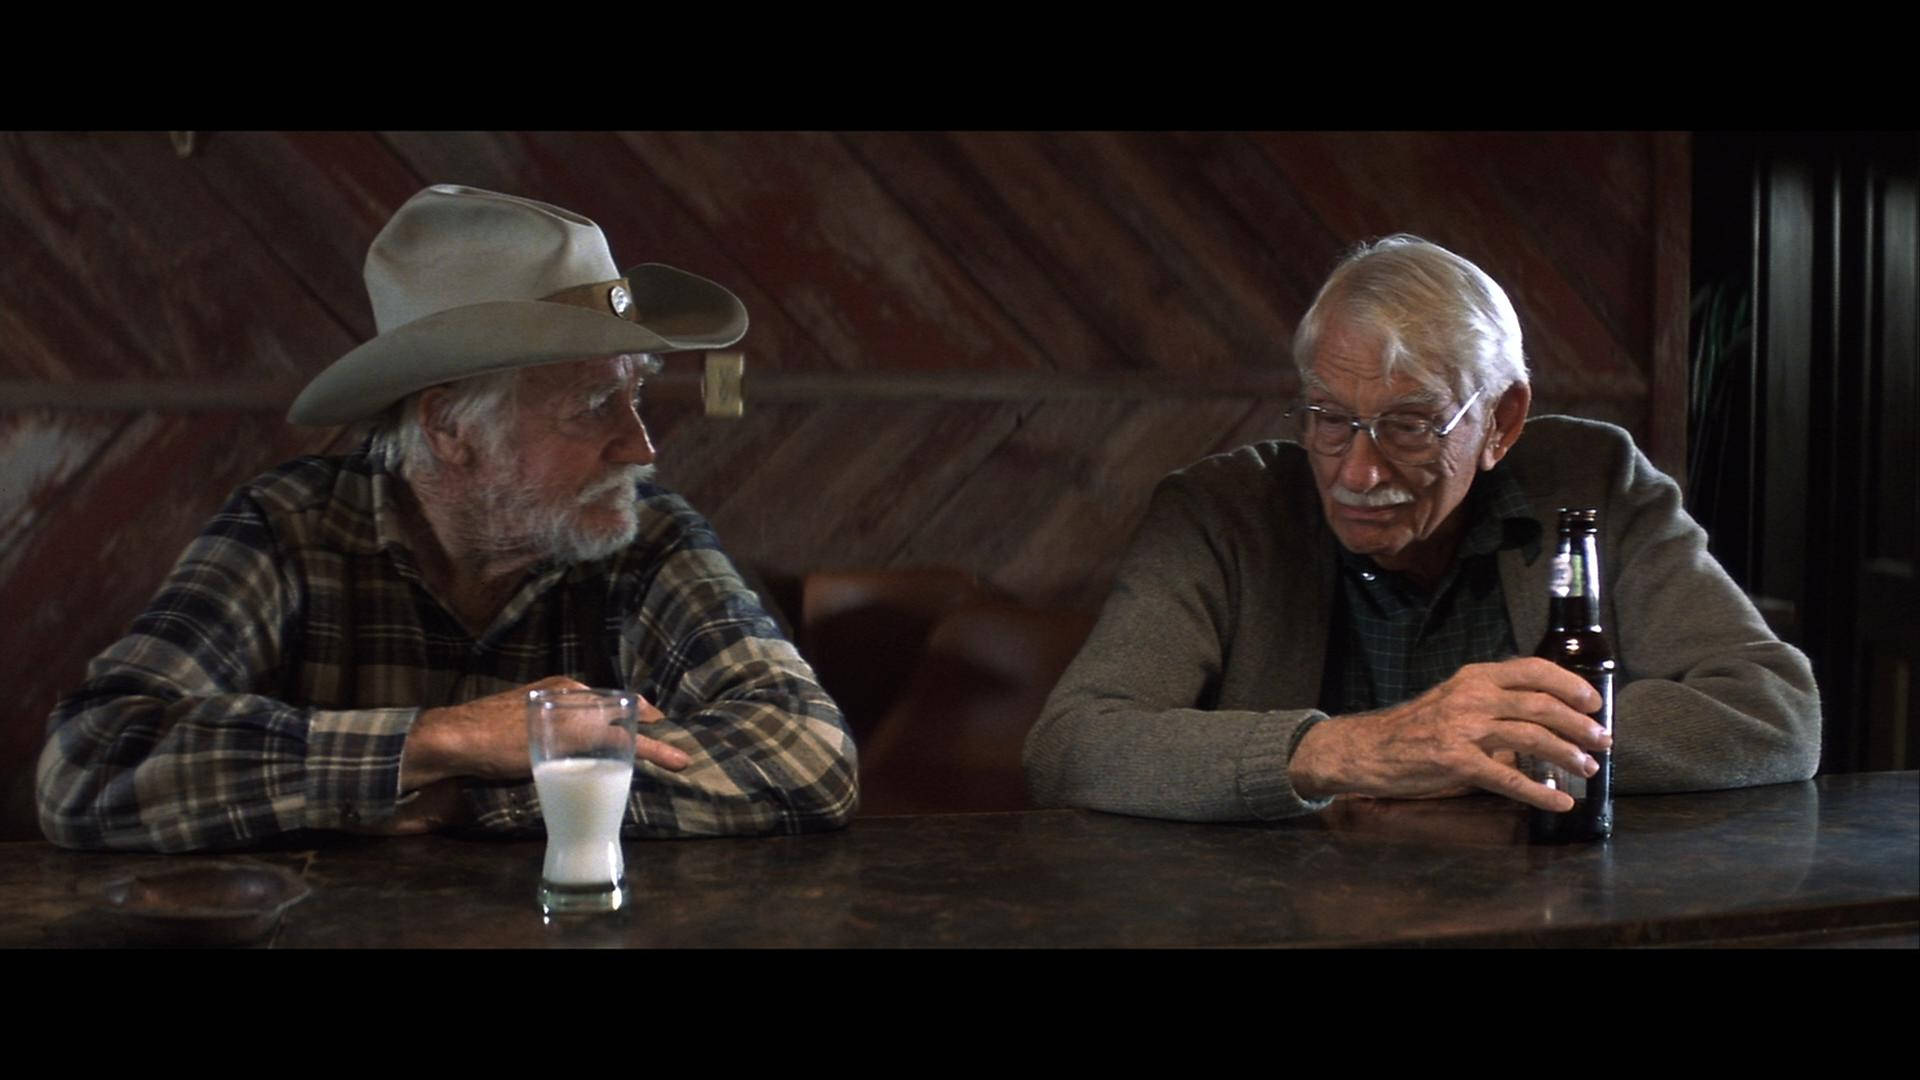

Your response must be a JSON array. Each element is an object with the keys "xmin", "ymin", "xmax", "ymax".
[{"xmin": 1235, "ymin": 710, "xmax": 1335, "ymax": 820}]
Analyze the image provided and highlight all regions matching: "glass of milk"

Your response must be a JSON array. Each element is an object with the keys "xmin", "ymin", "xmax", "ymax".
[{"xmin": 527, "ymin": 688, "xmax": 639, "ymax": 916}]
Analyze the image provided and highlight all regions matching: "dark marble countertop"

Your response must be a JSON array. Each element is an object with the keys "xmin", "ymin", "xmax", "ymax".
[{"xmin": 4, "ymin": 771, "xmax": 1914, "ymax": 948}]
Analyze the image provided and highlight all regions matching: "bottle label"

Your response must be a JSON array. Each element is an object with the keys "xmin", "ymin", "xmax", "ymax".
[{"xmin": 1549, "ymin": 554, "xmax": 1572, "ymax": 597}]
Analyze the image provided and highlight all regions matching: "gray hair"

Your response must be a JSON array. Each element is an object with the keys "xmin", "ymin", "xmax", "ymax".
[
  {"xmin": 365, "ymin": 369, "xmax": 520, "ymax": 478},
  {"xmin": 1291, "ymin": 234, "xmax": 1529, "ymax": 408}
]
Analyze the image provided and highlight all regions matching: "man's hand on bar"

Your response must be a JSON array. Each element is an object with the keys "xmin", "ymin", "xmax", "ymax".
[
  {"xmin": 1289, "ymin": 657, "xmax": 1611, "ymax": 812},
  {"xmin": 398, "ymin": 676, "xmax": 688, "ymax": 793}
]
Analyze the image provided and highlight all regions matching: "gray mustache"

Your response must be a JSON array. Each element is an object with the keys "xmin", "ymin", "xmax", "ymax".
[{"xmin": 1331, "ymin": 485, "xmax": 1414, "ymax": 508}]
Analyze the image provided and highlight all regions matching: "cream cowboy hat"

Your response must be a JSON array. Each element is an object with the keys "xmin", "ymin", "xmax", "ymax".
[{"xmin": 288, "ymin": 184, "xmax": 748, "ymax": 426}]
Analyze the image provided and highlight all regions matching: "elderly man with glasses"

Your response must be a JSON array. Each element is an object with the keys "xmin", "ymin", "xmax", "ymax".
[
  {"xmin": 1026, "ymin": 235, "xmax": 1820, "ymax": 823},
  {"xmin": 38, "ymin": 186, "xmax": 857, "ymax": 851}
]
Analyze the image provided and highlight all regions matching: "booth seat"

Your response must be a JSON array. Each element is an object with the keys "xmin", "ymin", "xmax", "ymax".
[{"xmin": 795, "ymin": 569, "xmax": 1095, "ymax": 816}]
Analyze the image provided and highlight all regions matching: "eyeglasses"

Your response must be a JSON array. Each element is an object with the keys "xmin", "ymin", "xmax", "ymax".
[{"xmin": 1290, "ymin": 388, "xmax": 1483, "ymax": 465}]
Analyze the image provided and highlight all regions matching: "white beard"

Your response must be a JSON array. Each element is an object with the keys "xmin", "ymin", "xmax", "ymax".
[{"xmin": 471, "ymin": 464, "xmax": 654, "ymax": 565}]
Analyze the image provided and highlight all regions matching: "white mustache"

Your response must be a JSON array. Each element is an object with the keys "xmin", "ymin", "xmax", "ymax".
[
  {"xmin": 578, "ymin": 465, "xmax": 654, "ymax": 505},
  {"xmin": 1331, "ymin": 485, "xmax": 1414, "ymax": 508}
]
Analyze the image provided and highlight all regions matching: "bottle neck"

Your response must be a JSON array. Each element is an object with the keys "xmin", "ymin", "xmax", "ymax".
[{"xmin": 1547, "ymin": 531, "xmax": 1602, "ymax": 632}]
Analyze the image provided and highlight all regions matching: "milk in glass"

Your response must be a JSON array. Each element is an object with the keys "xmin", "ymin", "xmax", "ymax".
[{"xmin": 533, "ymin": 758, "xmax": 632, "ymax": 886}]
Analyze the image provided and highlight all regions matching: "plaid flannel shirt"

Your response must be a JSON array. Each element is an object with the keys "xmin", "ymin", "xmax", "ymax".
[{"xmin": 37, "ymin": 446, "xmax": 858, "ymax": 851}]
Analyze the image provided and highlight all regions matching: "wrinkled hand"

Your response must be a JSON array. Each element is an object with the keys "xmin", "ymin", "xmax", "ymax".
[
  {"xmin": 399, "ymin": 676, "xmax": 686, "ymax": 792},
  {"xmin": 1290, "ymin": 657, "xmax": 1611, "ymax": 812}
]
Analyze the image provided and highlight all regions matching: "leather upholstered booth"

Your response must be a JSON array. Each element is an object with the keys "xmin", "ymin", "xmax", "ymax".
[{"xmin": 796, "ymin": 569, "xmax": 1095, "ymax": 817}]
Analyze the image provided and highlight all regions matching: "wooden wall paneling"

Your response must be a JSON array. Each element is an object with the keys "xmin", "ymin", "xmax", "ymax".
[
  {"xmin": 2, "ymin": 132, "xmax": 369, "ymax": 610},
  {"xmin": 617, "ymin": 131, "xmax": 1061, "ymax": 376},
  {"xmin": 0, "ymin": 413, "xmax": 125, "ymax": 577},
  {"xmin": 638, "ymin": 403, "xmax": 818, "ymax": 529},
  {"xmin": 0, "ymin": 205, "xmax": 150, "ymax": 383},
  {"xmin": 1164, "ymin": 132, "xmax": 1349, "ymax": 319},
  {"xmin": 1250, "ymin": 133, "xmax": 1472, "ymax": 253},
  {"xmin": 3, "ymin": 420, "xmax": 348, "ymax": 659},
  {"xmin": 944, "ymin": 132, "xmax": 1241, "ymax": 373},
  {"xmin": 1450, "ymin": 129, "xmax": 1687, "ymax": 475},
  {"xmin": 0, "ymin": 129, "xmax": 371, "ymax": 574},
  {"xmin": 1030, "ymin": 133, "xmax": 1306, "ymax": 375},
  {"xmin": 897, "ymin": 399, "xmax": 1267, "ymax": 609},
  {"xmin": 1444, "ymin": 132, "xmax": 1654, "ymax": 354},
  {"xmin": 670, "ymin": 402, "xmax": 1027, "ymax": 578},
  {"xmin": 838, "ymin": 132, "xmax": 1117, "ymax": 375},
  {"xmin": 0, "ymin": 134, "xmax": 350, "ymax": 384},
  {"xmin": 1249, "ymin": 133, "xmax": 1651, "ymax": 427},
  {"xmin": 182, "ymin": 132, "xmax": 431, "ymax": 347}
]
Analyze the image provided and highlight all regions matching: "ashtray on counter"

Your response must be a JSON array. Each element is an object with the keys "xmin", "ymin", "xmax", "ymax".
[{"xmin": 98, "ymin": 862, "xmax": 312, "ymax": 946}]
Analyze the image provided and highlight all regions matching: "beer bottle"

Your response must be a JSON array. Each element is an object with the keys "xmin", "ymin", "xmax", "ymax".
[{"xmin": 1528, "ymin": 508, "xmax": 1615, "ymax": 843}]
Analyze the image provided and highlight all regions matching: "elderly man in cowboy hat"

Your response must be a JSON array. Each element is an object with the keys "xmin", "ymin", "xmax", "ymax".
[
  {"xmin": 1026, "ymin": 235, "xmax": 1820, "ymax": 822},
  {"xmin": 38, "ymin": 185, "xmax": 857, "ymax": 851}
]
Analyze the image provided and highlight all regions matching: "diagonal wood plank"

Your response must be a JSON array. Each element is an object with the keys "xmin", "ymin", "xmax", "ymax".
[
  {"xmin": 1039, "ymin": 133, "xmax": 1305, "ymax": 373},
  {"xmin": 0, "ymin": 133, "xmax": 362, "ymax": 384},
  {"xmin": 183, "ymin": 132, "xmax": 430, "ymax": 351},
  {"xmin": 839, "ymin": 131, "xmax": 1118, "ymax": 374},
  {"xmin": 1169, "ymin": 131, "xmax": 1351, "ymax": 327},
  {"xmin": 1250, "ymin": 132, "xmax": 1649, "ymax": 405},
  {"xmin": 0, "ymin": 204, "xmax": 152, "ymax": 383},
  {"xmin": 945, "ymin": 132, "xmax": 1245, "ymax": 373},
  {"xmin": 0, "ymin": 413, "xmax": 127, "ymax": 575},
  {"xmin": 616, "ymin": 131, "xmax": 1058, "ymax": 374},
  {"xmin": 1444, "ymin": 132, "xmax": 1653, "ymax": 355},
  {"xmin": 898, "ymin": 398, "xmax": 1265, "ymax": 609},
  {"xmin": 661, "ymin": 402, "xmax": 1029, "ymax": 577}
]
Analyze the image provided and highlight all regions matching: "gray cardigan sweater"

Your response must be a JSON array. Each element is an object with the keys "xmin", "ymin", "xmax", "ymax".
[{"xmin": 1024, "ymin": 416, "xmax": 1822, "ymax": 822}]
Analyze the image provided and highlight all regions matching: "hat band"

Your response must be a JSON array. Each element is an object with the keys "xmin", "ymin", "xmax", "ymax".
[{"xmin": 540, "ymin": 277, "xmax": 637, "ymax": 320}]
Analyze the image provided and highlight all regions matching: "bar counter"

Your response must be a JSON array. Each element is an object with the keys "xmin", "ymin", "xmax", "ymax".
[{"xmin": 4, "ymin": 771, "xmax": 1914, "ymax": 948}]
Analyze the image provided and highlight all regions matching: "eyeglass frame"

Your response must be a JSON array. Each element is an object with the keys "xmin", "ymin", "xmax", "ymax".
[{"xmin": 1288, "ymin": 387, "xmax": 1484, "ymax": 464}]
